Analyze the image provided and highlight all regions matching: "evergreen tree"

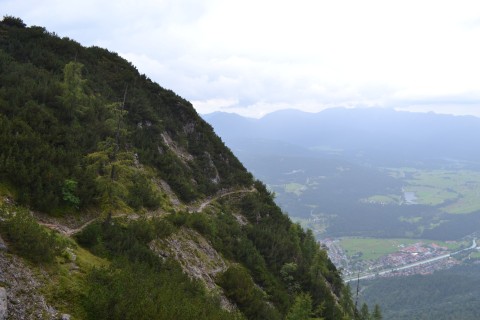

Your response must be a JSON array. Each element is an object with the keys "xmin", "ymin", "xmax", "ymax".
[
  {"xmin": 286, "ymin": 293, "xmax": 316, "ymax": 320},
  {"xmin": 340, "ymin": 284, "xmax": 355, "ymax": 317},
  {"xmin": 372, "ymin": 304, "xmax": 382, "ymax": 320},
  {"xmin": 60, "ymin": 61, "xmax": 89, "ymax": 121},
  {"xmin": 86, "ymin": 137, "xmax": 134, "ymax": 219},
  {"xmin": 62, "ymin": 179, "xmax": 80, "ymax": 209},
  {"xmin": 1, "ymin": 15, "xmax": 26, "ymax": 28},
  {"xmin": 359, "ymin": 303, "xmax": 370, "ymax": 320}
]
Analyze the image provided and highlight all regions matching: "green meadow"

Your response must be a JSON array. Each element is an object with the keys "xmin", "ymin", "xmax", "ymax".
[
  {"xmin": 362, "ymin": 194, "xmax": 402, "ymax": 205},
  {"xmin": 367, "ymin": 169, "xmax": 480, "ymax": 214},
  {"xmin": 284, "ymin": 182, "xmax": 307, "ymax": 196},
  {"xmin": 340, "ymin": 238, "xmax": 420, "ymax": 260}
]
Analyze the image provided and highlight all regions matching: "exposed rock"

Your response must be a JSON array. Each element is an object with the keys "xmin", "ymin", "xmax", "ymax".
[
  {"xmin": 150, "ymin": 227, "xmax": 235, "ymax": 310},
  {"xmin": 203, "ymin": 152, "xmax": 220, "ymax": 184},
  {"xmin": 183, "ymin": 122, "xmax": 195, "ymax": 135},
  {"xmin": 0, "ymin": 251, "xmax": 57, "ymax": 319},
  {"xmin": 156, "ymin": 179, "xmax": 181, "ymax": 209},
  {"xmin": 151, "ymin": 228, "xmax": 227, "ymax": 289},
  {"xmin": 232, "ymin": 212, "xmax": 248, "ymax": 226},
  {"xmin": 60, "ymin": 314, "xmax": 71, "ymax": 320},
  {"xmin": 137, "ymin": 120, "xmax": 152, "ymax": 129},
  {"xmin": 1, "ymin": 197, "xmax": 13, "ymax": 206},
  {"xmin": 68, "ymin": 263, "xmax": 80, "ymax": 272},
  {"xmin": 0, "ymin": 235, "xmax": 7, "ymax": 251},
  {"xmin": 160, "ymin": 132, "xmax": 193, "ymax": 162},
  {"xmin": 133, "ymin": 152, "xmax": 140, "ymax": 167},
  {"xmin": 0, "ymin": 287, "xmax": 7, "ymax": 320},
  {"xmin": 64, "ymin": 248, "xmax": 76, "ymax": 262}
]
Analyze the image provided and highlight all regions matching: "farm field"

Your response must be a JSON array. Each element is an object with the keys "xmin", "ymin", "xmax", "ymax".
[
  {"xmin": 341, "ymin": 238, "xmax": 420, "ymax": 260},
  {"xmin": 339, "ymin": 237, "xmax": 467, "ymax": 261},
  {"xmin": 283, "ymin": 182, "xmax": 307, "ymax": 196},
  {"xmin": 367, "ymin": 169, "xmax": 480, "ymax": 214},
  {"xmin": 362, "ymin": 194, "xmax": 402, "ymax": 205}
]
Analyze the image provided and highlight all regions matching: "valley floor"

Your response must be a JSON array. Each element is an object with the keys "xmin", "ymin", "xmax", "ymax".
[{"xmin": 322, "ymin": 235, "xmax": 480, "ymax": 281}]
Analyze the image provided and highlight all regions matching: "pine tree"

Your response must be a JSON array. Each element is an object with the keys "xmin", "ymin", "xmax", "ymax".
[
  {"xmin": 340, "ymin": 284, "xmax": 355, "ymax": 317},
  {"xmin": 60, "ymin": 61, "xmax": 89, "ymax": 121},
  {"xmin": 372, "ymin": 304, "xmax": 382, "ymax": 320},
  {"xmin": 359, "ymin": 303, "xmax": 370, "ymax": 320},
  {"xmin": 286, "ymin": 293, "xmax": 316, "ymax": 320}
]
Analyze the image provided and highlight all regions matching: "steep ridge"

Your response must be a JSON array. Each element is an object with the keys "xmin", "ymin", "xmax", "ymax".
[{"xmin": 0, "ymin": 17, "xmax": 355, "ymax": 320}]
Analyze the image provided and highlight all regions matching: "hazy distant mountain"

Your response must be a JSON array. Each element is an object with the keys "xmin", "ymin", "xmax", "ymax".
[{"xmin": 204, "ymin": 108, "xmax": 480, "ymax": 168}]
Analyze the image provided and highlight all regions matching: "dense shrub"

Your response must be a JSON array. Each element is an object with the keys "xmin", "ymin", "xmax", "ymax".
[
  {"xmin": 77, "ymin": 218, "xmax": 240, "ymax": 320},
  {"xmin": 219, "ymin": 265, "xmax": 281, "ymax": 320},
  {"xmin": 0, "ymin": 205, "xmax": 66, "ymax": 263}
]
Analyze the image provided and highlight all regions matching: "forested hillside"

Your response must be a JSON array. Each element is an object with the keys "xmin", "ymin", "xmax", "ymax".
[
  {"xmin": 360, "ymin": 264, "xmax": 480, "ymax": 319},
  {"xmin": 0, "ymin": 16, "xmax": 357, "ymax": 319}
]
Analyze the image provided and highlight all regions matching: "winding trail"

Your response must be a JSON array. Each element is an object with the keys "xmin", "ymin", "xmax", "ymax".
[
  {"xmin": 39, "ymin": 217, "xmax": 99, "ymax": 236},
  {"xmin": 190, "ymin": 187, "xmax": 256, "ymax": 213},
  {"xmin": 39, "ymin": 186, "xmax": 256, "ymax": 236}
]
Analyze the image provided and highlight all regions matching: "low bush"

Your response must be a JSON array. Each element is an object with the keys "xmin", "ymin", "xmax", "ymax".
[{"xmin": 0, "ymin": 205, "xmax": 66, "ymax": 263}]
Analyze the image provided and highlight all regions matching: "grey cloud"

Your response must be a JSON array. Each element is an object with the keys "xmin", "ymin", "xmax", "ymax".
[{"xmin": 4, "ymin": 0, "xmax": 480, "ymax": 118}]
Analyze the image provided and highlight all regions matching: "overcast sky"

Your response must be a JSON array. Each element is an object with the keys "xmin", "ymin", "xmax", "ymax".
[{"xmin": 3, "ymin": 0, "xmax": 480, "ymax": 118}]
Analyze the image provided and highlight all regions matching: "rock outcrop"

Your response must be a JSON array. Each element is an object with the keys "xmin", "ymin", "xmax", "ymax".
[
  {"xmin": 0, "ymin": 252, "xmax": 56, "ymax": 319},
  {"xmin": 0, "ymin": 287, "xmax": 7, "ymax": 320}
]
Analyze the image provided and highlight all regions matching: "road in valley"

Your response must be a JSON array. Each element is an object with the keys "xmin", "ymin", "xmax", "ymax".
[{"xmin": 345, "ymin": 238, "xmax": 477, "ymax": 283}]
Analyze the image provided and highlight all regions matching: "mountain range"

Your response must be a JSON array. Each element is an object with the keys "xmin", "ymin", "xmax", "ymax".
[{"xmin": 204, "ymin": 108, "xmax": 480, "ymax": 168}]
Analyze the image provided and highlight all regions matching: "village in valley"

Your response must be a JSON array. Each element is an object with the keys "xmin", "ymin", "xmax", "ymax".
[{"xmin": 322, "ymin": 236, "xmax": 480, "ymax": 281}]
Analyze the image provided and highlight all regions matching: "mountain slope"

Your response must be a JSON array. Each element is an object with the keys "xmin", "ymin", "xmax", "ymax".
[
  {"xmin": 0, "ymin": 16, "xmax": 355, "ymax": 320},
  {"xmin": 360, "ymin": 264, "xmax": 480, "ymax": 320}
]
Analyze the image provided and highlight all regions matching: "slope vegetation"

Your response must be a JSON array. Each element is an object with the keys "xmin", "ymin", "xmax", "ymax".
[{"xmin": 0, "ymin": 16, "xmax": 354, "ymax": 320}]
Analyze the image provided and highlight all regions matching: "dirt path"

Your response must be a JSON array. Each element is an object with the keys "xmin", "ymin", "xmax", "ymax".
[
  {"xmin": 190, "ymin": 187, "xmax": 255, "ymax": 213},
  {"xmin": 39, "ymin": 187, "xmax": 256, "ymax": 236},
  {"xmin": 39, "ymin": 217, "xmax": 99, "ymax": 236}
]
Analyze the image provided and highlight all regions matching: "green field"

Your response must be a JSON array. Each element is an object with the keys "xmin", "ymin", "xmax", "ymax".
[
  {"xmin": 373, "ymin": 169, "xmax": 480, "ymax": 214},
  {"xmin": 399, "ymin": 216, "xmax": 422, "ymax": 223},
  {"xmin": 362, "ymin": 194, "xmax": 402, "ymax": 205},
  {"xmin": 340, "ymin": 238, "xmax": 420, "ymax": 260},
  {"xmin": 340, "ymin": 237, "xmax": 467, "ymax": 261},
  {"xmin": 291, "ymin": 214, "xmax": 329, "ymax": 234},
  {"xmin": 283, "ymin": 182, "xmax": 307, "ymax": 196}
]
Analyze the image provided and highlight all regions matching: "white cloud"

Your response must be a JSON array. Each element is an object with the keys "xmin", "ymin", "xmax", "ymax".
[
  {"xmin": 3, "ymin": 0, "xmax": 480, "ymax": 117},
  {"xmin": 191, "ymin": 98, "xmax": 239, "ymax": 114}
]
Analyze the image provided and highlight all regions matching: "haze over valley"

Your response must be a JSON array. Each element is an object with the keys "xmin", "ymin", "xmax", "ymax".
[
  {"xmin": 205, "ymin": 108, "xmax": 480, "ymax": 319},
  {"xmin": 205, "ymin": 108, "xmax": 480, "ymax": 239}
]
